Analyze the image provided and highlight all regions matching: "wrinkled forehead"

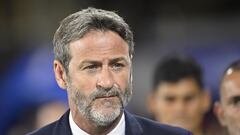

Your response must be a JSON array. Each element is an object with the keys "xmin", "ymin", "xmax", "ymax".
[
  {"xmin": 69, "ymin": 30, "xmax": 131, "ymax": 63},
  {"xmin": 71, "ymin": 31, "xmax": 128, "ymax": 51}
]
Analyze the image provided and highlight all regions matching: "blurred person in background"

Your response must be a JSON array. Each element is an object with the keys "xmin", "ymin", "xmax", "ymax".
[
  {"xmin": 27, "ymin": 8, "xmax": 192, "ymax": 135},
  {"xmin": 35, "ymin": 101, "xmax": 67, "ymax": 129},
  {"xmin": 148, "ymin": 55, "xmax": 211, "ymax": 135},
  {"xmin": 7, "ymin": 101, "xmax": 67, "ymax": 135},
  {"xmin": 214, "ymin": 60, "xmax": 240, "ymax": 135}
]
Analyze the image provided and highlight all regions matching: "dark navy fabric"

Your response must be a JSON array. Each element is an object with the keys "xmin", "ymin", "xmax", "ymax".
[{"xmin": 27, "ymin": 110, "xmax": 192, "ymax": 135}]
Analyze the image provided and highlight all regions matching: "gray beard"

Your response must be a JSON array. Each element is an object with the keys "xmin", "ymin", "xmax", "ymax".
[{"xmin": 69, "ymin": 84, "xmax": 132, "ymax": 127}]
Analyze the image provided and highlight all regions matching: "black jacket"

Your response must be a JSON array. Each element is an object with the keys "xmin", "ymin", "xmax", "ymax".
[{"xmin": 27, "ymin": 110, "xmax": 192, "ymax": 135}]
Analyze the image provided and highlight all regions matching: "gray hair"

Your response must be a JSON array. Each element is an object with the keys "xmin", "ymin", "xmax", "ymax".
[{"xmin": 53, "ymin": 7, "xmax": 134, "ymax": 72}]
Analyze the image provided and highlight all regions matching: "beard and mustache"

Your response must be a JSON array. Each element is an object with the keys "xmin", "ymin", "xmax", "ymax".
[{"xmin": 68, "ymin": 81, "xmax": 132, "ymax": 127}]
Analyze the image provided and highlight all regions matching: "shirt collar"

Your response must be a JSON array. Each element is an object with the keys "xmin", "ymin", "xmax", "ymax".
[{"xmin": 69, "ymin": 112, "xmax": 125, "ymax": 135}]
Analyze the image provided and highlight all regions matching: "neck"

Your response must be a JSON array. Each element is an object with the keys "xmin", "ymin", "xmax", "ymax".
[{"xmin": 70, "ymin": 104, "xmax": 122, "ymax": 135}]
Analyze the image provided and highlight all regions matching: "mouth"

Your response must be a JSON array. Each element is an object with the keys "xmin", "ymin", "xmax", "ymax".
[{"xmin": 96, "ymin": 95, "xmax": 117, "ymax": 99}]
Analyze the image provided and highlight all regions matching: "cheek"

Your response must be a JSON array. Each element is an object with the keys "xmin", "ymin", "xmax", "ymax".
[
  {"xmin": 189, "ymin": 101, "xmax": 201, "ymax": 110},
  {"xmin": 154, "ymin": 102, "xmax": 174, "ymax": 121},
  {"xmin": 113, "ymin": 71, "xmax": 130, "ymax": 91},
  {"xmin": 225, "ymin": 107, "xmax": 240, "ymax": 121},
  {"xmin": 224, "ymin": 111, "xmax": 239, "ymax": 128},
  {"xmin": 155, "ymin": 100, "xmax": 173, "ymax": 114},
  {"xmin": 186, "ymin": 103, "xmax": 203, "ymax": 117},
  {"xmin": 70, "ymin": 74, "xmax": 97, "ymax": 96}
]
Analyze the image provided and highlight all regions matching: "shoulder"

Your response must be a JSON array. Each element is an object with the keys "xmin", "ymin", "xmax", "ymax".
[
  {"xmin": 26, "ymin": 121, "xmax": 57, "ymax": 135},
  {"xmin": 26, "ymin": 110, "xmax": 71, "ymax": 135},
  {"xmin": 133, "ymin": 115, "xmax": 192, "ymax": 135}
]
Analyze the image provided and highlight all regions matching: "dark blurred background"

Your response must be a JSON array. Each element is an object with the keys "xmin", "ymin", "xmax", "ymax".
[{"xmin": 1, "ymin": 0, "xmax": 240, "ymax": 134}]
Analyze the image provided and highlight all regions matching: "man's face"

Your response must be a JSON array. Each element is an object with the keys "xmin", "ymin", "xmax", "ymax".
[
  {"xmin": 65, "ymin": 30, "xmax": 132, "ymax": 126},
  {"xmin": 216, "ymin": 70, "xmax": 240, "ymax": 135},
  {"xmin": 149, "ymin": 78, "xmax": 209, "ymax": 132}
]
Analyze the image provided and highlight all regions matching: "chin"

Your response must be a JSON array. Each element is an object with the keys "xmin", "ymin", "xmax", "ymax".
[
  {"xmin": 95, "ymin": 102, "xmax": 122, "ymax": 116},
  {"xmin": 89, "ymin": 106, "xmax": 122, "ymax": 127},
  {"xmin": 93, "ymin": 98, "xmax": 122, "ymax": 113}
]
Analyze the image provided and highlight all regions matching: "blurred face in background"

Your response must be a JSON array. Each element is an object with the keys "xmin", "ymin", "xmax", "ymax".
[
  {"xmin": 149, "ymin": 77, "xmax": 210, "ymax": 133},
  {"xmin": 215, "ymin": 70, "xmax": 240, "ymax": 135}
]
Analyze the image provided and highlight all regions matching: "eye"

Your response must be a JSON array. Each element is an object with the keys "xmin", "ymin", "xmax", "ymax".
[
  {"xmin": 232, "ymin": 96, "xmax": 240, "ymax": 106},
  {"xmin": 112, "ymin": 63, "xmax": 124, "ymax": 71},
  {"xmin": 84, "ymin": 65, "xmax": 99, "ymax": 73},
  {"xmin": 184, "ymin": 95, "xmax": 196, "ymax": 102},
  {"xmin": 163, "ymin": 96, "xmax": 176, "ymax": 103}
]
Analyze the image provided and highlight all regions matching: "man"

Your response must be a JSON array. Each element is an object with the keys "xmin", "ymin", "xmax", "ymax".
[
  {"xmin": 148, "ymin": 56, "xmax": 211, "ymax": 135},
  {"xmin": 214, "ymin": 60, "xmax": 240, "ymax": 135},
  {"xmin": 27, "ymin": 8, "xmax": 192, "ymax": 135}
]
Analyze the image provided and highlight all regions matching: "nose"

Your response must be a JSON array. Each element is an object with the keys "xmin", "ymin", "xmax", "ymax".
[
  {"xmin": 96, "ymin": 67, "xmax": 114, "ymax": 90},
  {"xmin": 174, "ymin": 100, "xmax": 185, "ymax": 114}
]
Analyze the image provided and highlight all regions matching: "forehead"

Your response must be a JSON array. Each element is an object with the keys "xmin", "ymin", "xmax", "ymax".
[
  {"xmin": 156, "ymin": 78, "xmax": 201, "ymax": 96},
  {"xmin": 221, "ymin": 71, "xmax": 240, "ymax": 100},
  {"xmin": 69, "ymin": 30, "xmax": 129, "ymax": 61}
]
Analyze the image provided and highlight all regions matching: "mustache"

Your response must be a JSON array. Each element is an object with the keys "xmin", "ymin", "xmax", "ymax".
[{"xmin": 88, "ymin": 86, "xmax": 122, "ymax": 101}]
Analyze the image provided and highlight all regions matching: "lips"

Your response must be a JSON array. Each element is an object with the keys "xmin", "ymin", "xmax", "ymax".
[
  {"xmin": 96, "ymin": 95, "xmax": 117, "ymax": 99},
  {"xmin": 91, "ymin": 90, "xmax": 120, "ymax": 101}
]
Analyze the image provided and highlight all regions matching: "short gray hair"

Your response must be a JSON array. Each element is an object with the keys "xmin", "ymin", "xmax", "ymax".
[{"xmin": 53, "ymin": 7, "xmax": 134, "ymax": 72}]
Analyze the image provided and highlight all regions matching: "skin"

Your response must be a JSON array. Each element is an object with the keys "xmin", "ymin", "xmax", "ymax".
[
  {"xmin": 148, "ymin": 77, "xmax": 210, "ymax": 135},
  {"xmin": 54, "ymin": 30, "xmax": 132, "ymax": 135},
  {"xmin": 214, "ymin": 70, "xmax": 240, "ymax": 135}
]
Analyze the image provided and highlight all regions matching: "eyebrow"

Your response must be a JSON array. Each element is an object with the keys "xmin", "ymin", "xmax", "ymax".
[
  {"xmin": 109, "ymin": 57, "xmax": 129, "ymax": 64},
  {"xmin": 78, "ymin": 60, "xmax": 101, "ymax": 69},
  {"xmin": 78, "ymin": 57, "xmax": 129, "ymax": 68}
]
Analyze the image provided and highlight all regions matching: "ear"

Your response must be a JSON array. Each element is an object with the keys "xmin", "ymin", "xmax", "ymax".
[
  {"xmin": 201, "ymin": 90, "xmax": 211, "ymax": 113},
  {"xmin": 53, "ymin": 60, "xmax": 68, "ymax": 90},
  {"xmin": 214, "ymin": 102, "xmax": 227, "ymax": 126}
]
